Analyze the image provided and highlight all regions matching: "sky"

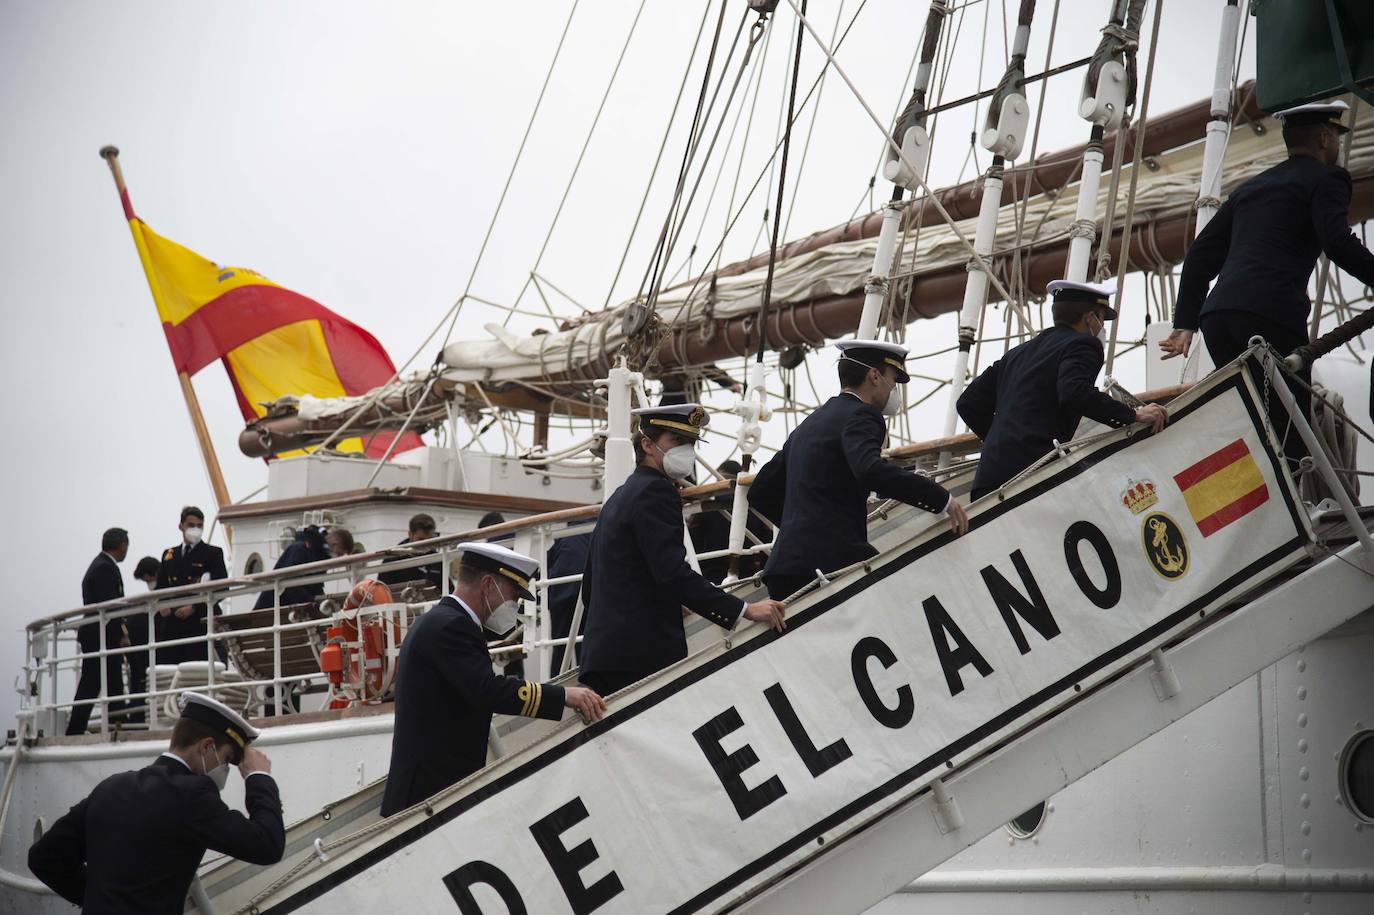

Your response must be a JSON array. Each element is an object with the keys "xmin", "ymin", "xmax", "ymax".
[{"xmin": 0, "ymin": 1, "xmax": 1262, "ymax": 730}]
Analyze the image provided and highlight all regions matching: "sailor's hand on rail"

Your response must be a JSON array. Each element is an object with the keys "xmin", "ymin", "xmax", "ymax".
[
  {"xmin": 1134, "ymin": 403, "xmax": 1168, "ymax": 435},
  {"xmin": 1158, "ymin": 329, "xmax": 1193, "ymax": 360},
  {"xmin": 744, "ymin": 599, "xmax": 787, "ymax": 632},
  {"xmin": 158, "ymin": 606, "xmax": 173, "ymax": 618},
  {"xmin": 119, "ymin": 636, "xmax": 131, "ymax": 648},
  {"xmin": 565, "ymin": 686, "xmax": 606, "ymax": 723},
  {"xmin": 173, "ymin": 605, "xmax": 195, "ymax": 620},
  {"xmin": 239, "ymin": 747, "xmax": 271, "ymax": 777},
  {"xmin": 945, "ymin": 498, "xmax": 969, "ymax": 536}
]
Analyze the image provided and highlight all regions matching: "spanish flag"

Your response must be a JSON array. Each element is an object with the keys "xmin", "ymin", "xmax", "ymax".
[
  {"xmin": 121, "ymin": 198, "xmax": 421, "ymax": 460},
  {"xmin": 1172, "ymin": 438, "xmax": 1270, "ymax": 537}
]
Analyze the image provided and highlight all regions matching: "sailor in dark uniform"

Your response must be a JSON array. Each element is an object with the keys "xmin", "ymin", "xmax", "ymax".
[
  {"xmin": 1161, "ymin": 100, "xmax": 1374, "ymax": 453},
  {"xmin": 579, "ymin": 404, "xmax": 787, "ymax": 696},
  {"xmin": 154, "ymin": 506, "xmax": 228, "ymax": 665},
  {"xmin": 29, "ymin": 692, "xmax": 284, "ymax": 913},
  {"xmin": 378, "ymin": 512, "xmax": 444, "ymax": 593},
  {"xmin": 750, "ymin": 341, "xmax": 969, "ymax": 601},
  {"xmin": 381, "ymin": 542, "xmax": 606, "ymax": 816},
  {"xmin": 67, "ymin": 528, "xmax": 130, "ymax": 735},
  {"xmin": 959, "ymin": 280, "xmax": 1168, "ymax": 500}
]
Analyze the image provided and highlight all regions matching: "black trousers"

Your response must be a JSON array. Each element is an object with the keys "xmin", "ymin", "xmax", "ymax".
[
  {"xmin": 67, "ymin": 624, "xmax": 124, "ymax": 736},
  {"xmin": 1199, "ymin": 310, "xmax": 1310, "ymax": 461},
  {"xmin": 579, "ymin": 670, "xmax": 641, "ymax": 696},
  {"xmin": 763, "ymin": 574, "xmax": 813, "ymax": 602}
]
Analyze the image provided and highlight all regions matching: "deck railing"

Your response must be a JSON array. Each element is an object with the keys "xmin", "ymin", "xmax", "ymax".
[{"xmin": 18, "ymin": 474, "xmax": 791, "ymax": 740}]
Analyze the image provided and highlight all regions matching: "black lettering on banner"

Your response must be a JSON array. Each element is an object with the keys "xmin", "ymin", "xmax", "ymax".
[
  {"xmin": 693, "ymin": 707, "xmax": 787, "ymax": 820},
  {"xmin": 924, "ymin": 596, "xmax": 994, "ymax": 697},
  {"xmin": 528, "ymin": 798, "xmax": 624, "ymax": 915},
  {"xmin": 443, "ymin": 860, "xmax": 527, "ymax": 915},
  {"xmin": 850, "ymin": 636, "xmax": 914, "ymax": 728},
  {"xmin": 1063, "ymin": 520, "xmax": 1122, "ymax": 610},
  {"xmin": 981, "ymin": 550, "xmax": 1061, "ymax": 655},
  {"xmin": 763, "ymin": 682, "xmax": 853, "ymax": 777}
]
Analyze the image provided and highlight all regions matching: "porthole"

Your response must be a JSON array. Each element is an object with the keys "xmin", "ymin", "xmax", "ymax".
[
  {"xmin": 1005, "ymin": 800, "xmax": 1047, "ymax": 839},
  {"xmin": 244, "ymin": 553, "xmax": 264, "ymax": 576},
  {"xmin": 1338, "ymin": 730, "xmax": 1374, "ymax": 824}
]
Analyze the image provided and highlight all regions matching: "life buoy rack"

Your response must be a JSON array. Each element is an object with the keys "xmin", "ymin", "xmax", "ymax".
[{"xmin": 320, "ymin": 579, "xmax": 403, "ymax": 709}]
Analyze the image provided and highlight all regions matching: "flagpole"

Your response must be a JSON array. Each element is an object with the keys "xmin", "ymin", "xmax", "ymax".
[{"xmin": 99, "ymin": 145, "xmax": 232, "ymax": 511}]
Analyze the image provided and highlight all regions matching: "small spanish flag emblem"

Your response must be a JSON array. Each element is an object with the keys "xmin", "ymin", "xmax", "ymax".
[{"xmin": 1172, "ymin": 438, "xmax": 1269, "ymax": 537}]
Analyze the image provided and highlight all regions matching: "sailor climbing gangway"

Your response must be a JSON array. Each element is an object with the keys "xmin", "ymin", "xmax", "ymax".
[{"xmin": 184, "ymin": 348, "xmax": 1374, "ymax": 915}]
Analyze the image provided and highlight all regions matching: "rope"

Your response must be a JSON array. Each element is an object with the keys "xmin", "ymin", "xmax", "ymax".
[
  {"xmin": 1103, "ymin": 0, "xmax": 1163, "ymax": 375},
  {"xmin": 755, "ymin": 0, "xmax": 808, "ymax": 363},
  {"xmin": 602, "ymin": 3, "xmax": 715, "ymax": 311},
  {"xmin": 504, "ymin": 0, "xmax": 649, "ymax": 327},
  {"xmin": 309, "ymin": 1, "xmax": 583, "ymax": 455}
]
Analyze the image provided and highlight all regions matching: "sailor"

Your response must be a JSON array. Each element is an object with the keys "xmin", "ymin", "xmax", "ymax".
[
  {"xmin": 378, "ymin": 512, "xmax": 444, "ymax": 593},
  {"xmin": 959, "ymin": 280, "xmax": 1168, "ymax": 500},
  {"xmin": 1160, "ymin": 100, "xmax": 1374, "ymax": 453},
  {"xmin": 749, "ymin": 341, "xmax": 968, "ymax": 601},
  {"xmin": 381, "ymin": 542, "xmax": 606, "ymax": 816},
  {"xmin": 579, "ymin": 404, "xmax": 787, "ymax": 696},
  {"xmin": 154, "ymin": 506, "xmax": 228, "ymax": 665},
  {"xmin": 67, "ymin": 527, "xmax": 130, "ymax": 735},
  {"xmin": 29, "ymin": 692, "xmax": 284, "ymax": 912}
]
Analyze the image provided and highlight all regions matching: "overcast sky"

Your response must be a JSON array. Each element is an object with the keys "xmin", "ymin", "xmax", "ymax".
[{"xmin": 0, "ymin": 1, "xmax": 1259, "ymax": 729}]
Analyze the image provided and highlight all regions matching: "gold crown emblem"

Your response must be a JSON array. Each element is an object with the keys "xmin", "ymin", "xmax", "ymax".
[
  {"xmin": 687, "ymin": 406, "xmax": 707, "ymax": 427},
  {"xmin": 1122, "ymin": 478, "xmax": 1159, "ymax": 515}
]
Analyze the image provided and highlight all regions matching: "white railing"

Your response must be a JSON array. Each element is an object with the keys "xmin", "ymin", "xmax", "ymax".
[
  {"xmin": 21, "ymin": 447, "xmax": 973, "ymax": 742},
  {"xmin": 19, "ymin": 479, "xmax": 784, "ymax": 740}
]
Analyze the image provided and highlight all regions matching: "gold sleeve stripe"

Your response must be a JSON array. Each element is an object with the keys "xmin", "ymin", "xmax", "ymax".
[
  {"xmin": 518, "ymin": 683, "xmax": 533, "ymax": 717},
  {"xmin": 531, "ymin": 682, "xmax": 543, "ymax": 717}
]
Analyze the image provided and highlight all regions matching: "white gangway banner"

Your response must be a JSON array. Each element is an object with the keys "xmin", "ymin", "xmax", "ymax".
[{"xmin": 255, "ymin": 366, "xmax": 1310, "ymax": 915}]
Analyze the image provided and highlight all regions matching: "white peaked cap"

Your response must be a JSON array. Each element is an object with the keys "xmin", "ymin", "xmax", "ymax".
[{"xmin": 458, "ymin": 541, "xmax": 540, "ymax": 600}]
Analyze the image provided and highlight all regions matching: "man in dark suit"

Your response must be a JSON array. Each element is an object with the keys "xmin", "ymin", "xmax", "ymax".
[
  {"xmin": 378, "ymin": 512, "xmax": 444, "ymax": 592},
  {"xmin": 750, "ymin": 342, "xmax": 969, "ymax": 601},
  {"xmin": 546, "ymin": 531, "xmax": 592, "ymax": 674},
  {"xmin": 1161, "ymin": 101, "xmax": 1374, "ymax": 454},
  {"xmin": 959, "ymin": 280, "xmax": 1167, "ymax": 501},
  {"xmin": 381, "ymin": 542, "xmax": 606, "ymax": 816},
  {"xmin": 155, "ymin": 506, "xmax": 229, "ymax": 665},
  {"xmin": 578, "ymin": 404, "xmax": 786, "ymax": 697},
  {"xmin": 67, "ymin": 528, "xmax": 130, "ymax": 735},
  {"xmin": 253, "ymin": 525, "xmax": 329, "ymax": 610},
  {"xmin": 30, "ymin": 692, "xmax": 284, "ymax": 912}
]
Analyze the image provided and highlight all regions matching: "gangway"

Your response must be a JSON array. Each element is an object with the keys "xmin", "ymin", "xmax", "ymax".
[{"xmin": 189, "ymin": 354, "xmax": 1374, "ymax": 914}]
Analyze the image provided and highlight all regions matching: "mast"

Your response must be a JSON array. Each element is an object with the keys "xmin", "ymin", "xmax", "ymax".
[
  {"xmin": 99, "ymin": 146, "xmax": 232, "ymax": 511},
  {"xmin": 1195, "ymin": 0, "xmax": 1243, "ymax": 234},
  {"xmin": 854, "ymin": 0, "xmax": 952, "ymax": 340},
  {"xmin": 1064, "ymin": 0, "xmax": 1142, "ymax": 282},
  {"xmin": 938, "ymin": 0, "xmax": 1036, "ymax": 467}
]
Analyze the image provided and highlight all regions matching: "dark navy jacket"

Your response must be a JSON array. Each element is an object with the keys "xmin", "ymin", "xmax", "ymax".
[
  {"xmin": 749, "ymin": 393, "xmax": 950, "ymax": 579},
  {"xmin": 1175, "ymin": 155, "xmax": 1374, "ymax": 335},
  {"xmin": 381, "ymin": 596, "xmax": 564, "ymax": 816},
  {"xmin": 958, "ymin": 325, "xmax": 1136, "ymax": 499},
  {"xmin": 154, "ymin": 541, "xmax": 228, "ymax": 664},
  {"xmin": 79, "ymin": 552, "xmax": 127, "ymax": 650},
  {"xmin": 28, "ymin": 754, "xmax": 284, "ymax": 913},
  {"xmin": 579, "ymin": 465, "xmax": 744, "ymax": 680}
]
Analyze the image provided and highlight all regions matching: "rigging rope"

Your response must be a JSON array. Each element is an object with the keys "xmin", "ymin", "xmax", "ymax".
[
  {"xmin": 754, "ymin": 0, "xmax": 808, "ymax": 364},
  {"xmin": 504, "ymin": 0, "xmax": 649, "ymax": 327},
  {"xmin": 602, "ymin": 3, "xmax": 715, "ymax": 311},
  {"xmin": 1103, "ymin": 0, "xmax": 1163, "ymax": 375}
]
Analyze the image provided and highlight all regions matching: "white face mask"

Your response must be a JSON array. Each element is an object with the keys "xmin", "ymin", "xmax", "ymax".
[
  {"xmin": 184, "ymin": 526, "xmax": 203, "ymax": 546},
  {"xmin": 880, "ymin": 376, "xmax": 903, "ymax": 417},
  {"xmin": 201, "ymin": 746, "xmax": 230, "ymax": 791},
  {"xmin": 656, "ymin": 442, "xmax": 697, "ymax": 481},
  {"xmin": 482, "ymin": 580, "xmax": 520, "ymax": 637}
]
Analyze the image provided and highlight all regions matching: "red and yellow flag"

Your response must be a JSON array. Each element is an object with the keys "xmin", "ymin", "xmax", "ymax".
[
  {"xmin": 1172, "ymin": 438, "xmax": 1270, "ymax": 537},
  {"xmin": 123, "ymin": 200, "xmax": 421, "ymax": 459}
]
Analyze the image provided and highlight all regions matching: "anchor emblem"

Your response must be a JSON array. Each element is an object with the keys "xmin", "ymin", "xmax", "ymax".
[{"xmin": 1141, "ymin": 512, "xmax": 1188, "ymax": 580}]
